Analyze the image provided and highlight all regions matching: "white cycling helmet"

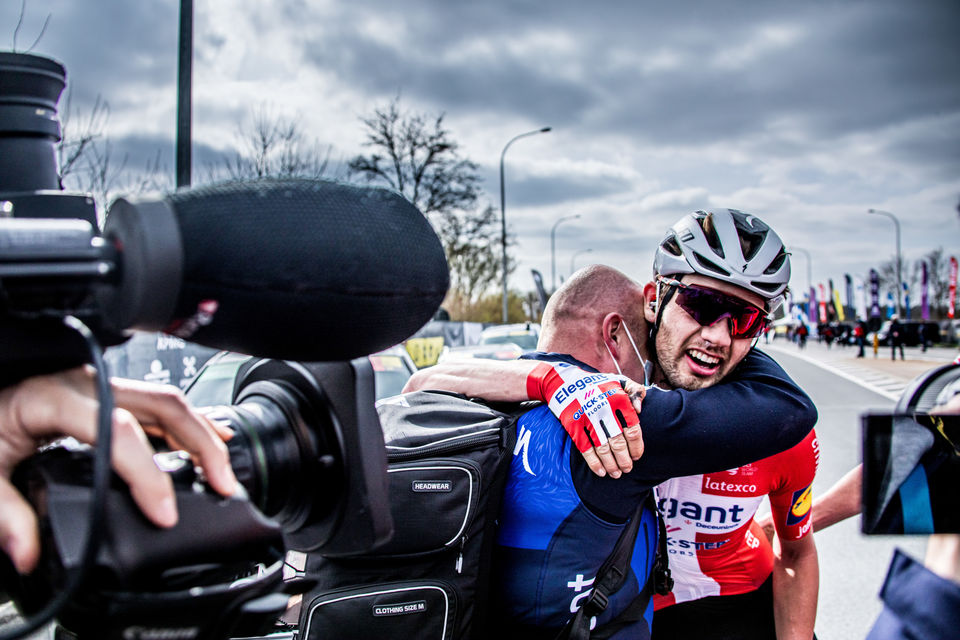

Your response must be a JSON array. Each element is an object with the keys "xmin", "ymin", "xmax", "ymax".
[{"xmin": 653, "ymin": 208, "xmax": 791, "ymax": 312}]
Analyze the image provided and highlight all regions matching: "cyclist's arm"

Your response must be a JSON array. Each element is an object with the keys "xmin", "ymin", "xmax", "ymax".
[
  {"xmin": 404, "ymin": 359, "xmax": 535, "ymax": 401},
  {"xmin": 404, "ymin": 357, "xmax": 645, "ymax": 477},
  {"xmin": 772, "ymin": 533, "xmax": 818, "ymax": 640},
  {"xmin": 810, "ymin": 464, "xmax": 862, "ymax": 532},
  {"xmin": 628, "ymin": 349, "xmax": 817, "ymax": 484}
]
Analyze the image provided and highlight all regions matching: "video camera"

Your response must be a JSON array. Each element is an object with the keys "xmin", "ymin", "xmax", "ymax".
[
  {"xmin": 861, "ymin": 362, "xmax": 960, "ymax": 536},
  {"xmin": 0, "ymin": 51, "xmax": 449, "ymax": 639}
]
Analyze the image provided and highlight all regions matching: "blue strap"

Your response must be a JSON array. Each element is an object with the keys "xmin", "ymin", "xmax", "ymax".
[{"xmin": 899, "ymin": 465, "xmax": 934, "ymax": 534}]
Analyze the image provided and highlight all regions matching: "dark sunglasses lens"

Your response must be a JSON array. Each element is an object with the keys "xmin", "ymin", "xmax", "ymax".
[{"xmin": 675, "ymin": 287, "xmax": 765, "ymax": 338}]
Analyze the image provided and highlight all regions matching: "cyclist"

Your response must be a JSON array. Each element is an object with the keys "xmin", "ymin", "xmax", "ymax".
[
  {"xmin": 406, "ymin": 210, "xmax": 817, "ymax": 637},
  {"xmin": 648, "ymin": 211, "xmax": 819, "ymax": 640}
]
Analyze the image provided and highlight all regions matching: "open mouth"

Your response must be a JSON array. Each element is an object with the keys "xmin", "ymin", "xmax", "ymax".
[{"xmin": 685, "ymin": 349, "xmax": 722, "ymax": 376}]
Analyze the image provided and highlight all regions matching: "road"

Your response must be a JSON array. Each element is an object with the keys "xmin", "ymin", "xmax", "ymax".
[{"xmin": 760, "ymin": 338, "xmax": 958, "ymax": 639}]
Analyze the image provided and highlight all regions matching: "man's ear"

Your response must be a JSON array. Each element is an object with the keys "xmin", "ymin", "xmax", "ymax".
[
  {"xmin": 601, "ymin": 312, "xmax": 622, "ymax": 356},
  {"xmin": 643, "ymin": 282, "xmax": 659, "ymax": 323}
]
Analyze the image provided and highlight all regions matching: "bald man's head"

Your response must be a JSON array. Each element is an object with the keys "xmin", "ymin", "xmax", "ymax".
[{"xmin": 539, "ymin": 264, "xmax": 650, "ymax": 370}]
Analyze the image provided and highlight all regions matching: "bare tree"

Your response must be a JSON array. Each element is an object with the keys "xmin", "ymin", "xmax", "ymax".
[
  {"xmin": 211, "ymin": 105, "xmax": 333, "ymax": 181},
  {"xmin": 348, "ymin": 98, "xmax": 481, "ymax": 217},
  {"xmin": 349, "ymin": 97, "xmax": 507, "ymax": 317},
  {"xmin": 918, "ymin": 247, "xmax": 952, "ymax": 318},
  {"xmin": 57, "ymin": 93, "xmax": 109, "ymax": 190}
]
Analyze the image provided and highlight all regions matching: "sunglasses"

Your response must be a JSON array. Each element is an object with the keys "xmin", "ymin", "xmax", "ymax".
[{"xmin": 658, "ymin": 276, "xmax": 770, "ymax": 339}]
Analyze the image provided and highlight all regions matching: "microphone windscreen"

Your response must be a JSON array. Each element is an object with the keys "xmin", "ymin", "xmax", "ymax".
[{"xmin": 160, "ymin": 179, "xmax": 447, "ymax": 361}]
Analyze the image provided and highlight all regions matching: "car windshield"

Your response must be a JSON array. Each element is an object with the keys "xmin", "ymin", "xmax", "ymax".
[
  {"xmin": 481, "ymin": 332, "xmax": 538, "ymax": 350},
  {"xmin": 186, "ymin": 352, "xmax": 413, "ymax": 406}
]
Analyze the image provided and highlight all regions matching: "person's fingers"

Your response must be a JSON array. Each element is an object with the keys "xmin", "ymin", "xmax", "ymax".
[
  {"xmin": 607, "ymin": 434, "xmax": 633, "ymax": 474},
  {"xmin": 111, "ymin": 380, "xmax": 236, "ymax": 497},
  {"xmin": 4, "ymin": 371, "xmax": 100, "ymax": 449},
  {"xmin": 580, "ymin": 448, "xmax": 606, "ymax": 478},
  {"xmin": 0, "ymin": 479, "xmax": 40, "ymax": 574},
  {"xmin": 109, "ymin": 407, "xmax": 178, "ymax": 528},
  {"xmin": 621, "ymin": 424, "xmax": 645, "ymax": 461},
  {"xmin": 593, "ymin": 442, "xmax": 621, "ymax": 479},
  {"xmin": 623, "ymin": 380, "xmax": 646, "ymax": 401}
]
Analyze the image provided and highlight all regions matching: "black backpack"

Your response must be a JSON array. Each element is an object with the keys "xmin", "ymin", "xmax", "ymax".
[{"xmin": 296, "ymin": 390, "xmax": 520, "ymax": 640}]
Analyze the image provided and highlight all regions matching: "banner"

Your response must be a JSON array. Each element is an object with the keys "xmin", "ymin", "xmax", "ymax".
[
  {"xmin": 530, "ymin": 269, "xmax": 549, "ymax": 318},
  {"xmin": 903, "ymin": 281, "xmax": 910, "ymax": 320},
  {"xmin": 886, "ymin": 292, "xmax": 895, "ymax": 319},
  {"xmin": 844, "ymin": 274, "xmax": 854, "ymax": 310},
  {"xmin": 950, "ymin": 256, "xmax": 958, "ymax": 319},
  {"xmin": 921, "ymin": 262, "xmax": 929, "ymax": 321},
  {"xmin": 809, "ymin": 286, "xmax": 818, "ymax": 324},
  {"xmin": 818, "ymin": 283, "xmax": 828, "ymax": 323},
  {"xmin": 869, "ymin": 269, "xmax": 881, "ymax": 319},
  {"xmin": 833, "ymin": 285, "xmax": 845, "ymax": 322},
  {"xmin": 853, "ymin": 274, "xmax": 867, "ymax": 321}
]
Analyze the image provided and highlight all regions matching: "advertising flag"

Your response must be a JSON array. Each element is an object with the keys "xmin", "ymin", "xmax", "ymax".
[
  {"xmin": 530, "ymin": 269, "xmax": 549, "ymax": 317},
  {"xmin": 854, "ymin": 275, "xmax": 867, "ymax": 321},
  {"xmin": 869, "ymin": 269, "xmax": 881, "ymax": 319},
  {"xmin": 818, "ymin": 283, "xmax": 827, "ymax": 323},
  {"xmin": 950, "ymin": 257, "xmax": 958, "ymax": 319},
  {"xmin": 833, "ymin": 285, "xmax": 845, "ymax": 322},
  {"xmin": 921, "ymin": 262, "xmax": 929, "ymax": 321},
  {"xmin": 809, "ymin": 286, "xmax": 817, "ymax": 324}
]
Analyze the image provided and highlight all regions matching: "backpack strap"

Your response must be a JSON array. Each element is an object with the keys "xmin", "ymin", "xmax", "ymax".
[{"xmin": 555, "ymin": 493, "xmax": 673, "ymax": 640}]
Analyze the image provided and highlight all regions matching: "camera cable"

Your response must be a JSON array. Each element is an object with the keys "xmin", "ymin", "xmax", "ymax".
[{"xmin": 0, "ymin": 316, "xmax": 113, "ymax": 640}]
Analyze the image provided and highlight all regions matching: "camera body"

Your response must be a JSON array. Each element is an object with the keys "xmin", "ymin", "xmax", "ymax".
[{"xmin": 0, "ymin": 51, "xmax": 448, "ymax": 638}]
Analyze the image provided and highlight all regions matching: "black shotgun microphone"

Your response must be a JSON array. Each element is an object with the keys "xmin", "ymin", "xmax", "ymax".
[{"xmin": 98, "ymin": 178, "xmax": 449, "ymax": 361}]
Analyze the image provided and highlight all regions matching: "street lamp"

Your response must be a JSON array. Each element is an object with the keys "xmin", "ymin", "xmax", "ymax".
[
  {"xmin": 868, "ymin": 208, "xmax": 903, "ymax": 317},
  {"xmin": 500, "ymin": 126, "xmax": 552, "ymax": 323},
  {"xmin": 569, "ymin": 248, "xmax": 593, "ymax": 276},
  {"xmin": 551, "ymin": 214, "xmax": 580, "ymax": 293}
]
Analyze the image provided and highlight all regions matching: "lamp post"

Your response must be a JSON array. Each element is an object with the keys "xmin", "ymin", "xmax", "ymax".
[
  {"xmin": 500, "ymin": 126, "xmax": 552, "ymax": 323},
  {"xmin": 868, "ymin": 209, "xmax": 903, "ymax": 318},
  {"xmin": 569, "ymin": 248, "xmax": 593, "ymax": 276},
  {"xmin": 551, "ymin": 214, "xmax": 580, "ymax": 293}
]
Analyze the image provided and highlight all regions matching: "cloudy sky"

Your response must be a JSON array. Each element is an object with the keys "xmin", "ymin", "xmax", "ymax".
[{"xmin": 4, "ymin": 0, "xmax": 959, "ymax": 302}]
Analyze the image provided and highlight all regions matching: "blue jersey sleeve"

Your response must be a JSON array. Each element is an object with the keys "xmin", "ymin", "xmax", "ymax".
[{"xmin": 575, "ymin": 349, "xmax": 817, "ymax": 519}]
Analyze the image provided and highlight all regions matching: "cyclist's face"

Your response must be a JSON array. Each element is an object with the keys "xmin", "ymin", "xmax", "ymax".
[{"xmin": 645, "ymin": 274, "xmax": 766, "ymax": 390}]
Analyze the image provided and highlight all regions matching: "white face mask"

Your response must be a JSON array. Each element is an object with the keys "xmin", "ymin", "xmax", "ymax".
[{"xmin": 603, "ymin": 319, "xmax": 650, "ymax": 386}]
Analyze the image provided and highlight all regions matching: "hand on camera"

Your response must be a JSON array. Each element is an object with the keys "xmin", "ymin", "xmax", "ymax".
[
  {"xmin": 0, "ymin": 366, "xmax": 237, "ymax": 574},
  {"xmin": 527, "ymin": 361, "xmax": 644, "ymax": 478}
]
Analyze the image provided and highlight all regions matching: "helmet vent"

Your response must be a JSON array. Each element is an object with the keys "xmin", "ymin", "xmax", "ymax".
[
  {"xmin": 752, "ymin": 280, "xmax": 783, "ymax": 294},
  {"xmin": 692, "ymin": 252, "xmax": 730, "ymax": 277},
  {"xmin": 764, "ymin": 250, "xmax": 788, "ymax": 275},
  {"xmin": 661, "ymin": 235, "xmax": 683, "ymax": 257},
  {"xmin": 699, "ymin": 213, "xmax": 726, "ymax": 259}
]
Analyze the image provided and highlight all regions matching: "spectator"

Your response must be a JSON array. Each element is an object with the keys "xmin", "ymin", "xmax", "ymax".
[{"xmin": 890, "ymin": 315, "xmax": 905, "ymax": 361}]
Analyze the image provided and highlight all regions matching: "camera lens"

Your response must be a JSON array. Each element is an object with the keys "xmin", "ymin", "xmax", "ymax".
[
  {"xmin": 0, "ymin": 52, "xmax": 66, "ymax": 191},
  {"xmin": 211, "ymin": 377, "xmax": 342, "ymax": 534}
]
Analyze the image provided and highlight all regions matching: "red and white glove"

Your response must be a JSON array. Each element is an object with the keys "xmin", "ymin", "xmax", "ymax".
[{"xmin": 526, "ymin": 361, "xmax": 639, "ymax": 452}]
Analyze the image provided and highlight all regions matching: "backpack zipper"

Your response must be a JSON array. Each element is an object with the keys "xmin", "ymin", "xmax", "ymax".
[{"xmin": 387, "ymin": 428, "xmax": 501, "ymax": 462}]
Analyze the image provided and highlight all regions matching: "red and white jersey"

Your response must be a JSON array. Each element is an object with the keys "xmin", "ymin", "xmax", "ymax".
[{"xmin": 653, "ymin": 429, "xmax": 819, "ymax": 609}]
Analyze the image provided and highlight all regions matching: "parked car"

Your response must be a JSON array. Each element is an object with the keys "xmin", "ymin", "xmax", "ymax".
[
  {"xmin": 436, "ymin": 322, "xmax": 540, "ymax": 363},
  {"xmin": 436, "ymin": 342, "xmax": 525, "ymax": 363},
  {"xmin": 867, "ymin": 320, "xmax": 941, "ymax": 347},
  {"xmin": 184, "ymin": 345, "xmax": 417, "ymax": 406},
  {"xmin": 478, "ymin": 323, "xmax": 540, "ymax": 351},
  {"xmin": 940, "ymin": 319, "xmax": 960, "ymax": 345}
]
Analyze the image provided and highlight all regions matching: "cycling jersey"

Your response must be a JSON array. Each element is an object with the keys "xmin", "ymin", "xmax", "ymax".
[
  {"xmin": 492, "ymin": 350, "xmax": 817, "ymax": 637},
  {"xmin": 653, "ymin": 429, "xmax": 819, "ymax": 608}
]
